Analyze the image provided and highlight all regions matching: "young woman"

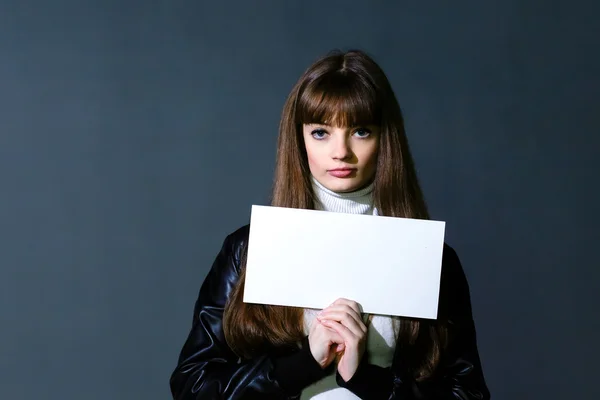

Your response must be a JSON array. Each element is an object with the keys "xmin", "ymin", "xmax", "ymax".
[{"xmin": 170, "ymin": 50, "xmax": 490, "ymax": 399}]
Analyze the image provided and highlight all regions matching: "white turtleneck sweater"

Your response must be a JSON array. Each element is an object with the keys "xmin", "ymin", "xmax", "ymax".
[{"xmin": 301, "ymin": 177, "xmax": 399, "ymax": 400}]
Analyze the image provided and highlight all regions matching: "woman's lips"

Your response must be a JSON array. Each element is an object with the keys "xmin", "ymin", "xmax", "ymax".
[{"xmin": 328, "ymin": 168, "xmax": 356, "ymax": 178}]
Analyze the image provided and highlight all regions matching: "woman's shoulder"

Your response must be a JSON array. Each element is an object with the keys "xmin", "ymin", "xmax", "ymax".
[
  {"xmin": 224, "ymin": 224, "xmax": 250, "ymax": 250},
  {"xmin": 197, "ymin": 224, "xmax": 250, "ymax": 303},
  {"xmin": 217, "ymin": 224, "xmax": 250, "ymax": 274},
  {"xmin": 441, "ymin": 243, "xmax": 467, "ymax": 283},
  {"xmin": 438, "ymin": 243, "xmax": 474, "ymax": 322}
]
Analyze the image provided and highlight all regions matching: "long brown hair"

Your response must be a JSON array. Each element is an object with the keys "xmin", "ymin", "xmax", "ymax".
[{"xmin": 224, "ymin": 50, "xmax": 447, "ymax": 380}]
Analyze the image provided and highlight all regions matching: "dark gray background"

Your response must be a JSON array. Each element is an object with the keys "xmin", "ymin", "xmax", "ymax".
[{"xmin": 1, "ymin": 1, "xmax": 598, "ymax": 399}]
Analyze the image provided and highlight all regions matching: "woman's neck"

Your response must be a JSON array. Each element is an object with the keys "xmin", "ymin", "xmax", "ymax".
[{"xmin": 311, "ymin": 176, "xmax": 376, "ymax": 215}]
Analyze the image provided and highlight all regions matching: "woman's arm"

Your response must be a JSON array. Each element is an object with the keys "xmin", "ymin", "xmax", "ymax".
[
  {"xmin": 169, "ymin": 226, "xmax": 328, "ymax": 399},
  {"xmin": 336, "ymin": 244, "xmax": 490, "ymax": 400}
]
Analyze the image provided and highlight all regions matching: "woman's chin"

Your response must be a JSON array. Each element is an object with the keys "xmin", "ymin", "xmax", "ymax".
[{"xmin": 322, "ymin": 178, "xmax": 366, "ymax": 193}]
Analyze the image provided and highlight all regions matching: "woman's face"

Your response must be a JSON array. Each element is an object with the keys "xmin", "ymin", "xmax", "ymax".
[{"xmin": 303, "ymin": 123, "xmax": 379, "ymax": 193}]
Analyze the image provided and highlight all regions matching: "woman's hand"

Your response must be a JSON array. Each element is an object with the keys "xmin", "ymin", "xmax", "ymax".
[
  {"xmin": 317, "ymin": 298, "xmax": 368, "ymax": 382},
  {"xmin": 308, "ymin": 316, "xmax": 345, "ymax": 369}
]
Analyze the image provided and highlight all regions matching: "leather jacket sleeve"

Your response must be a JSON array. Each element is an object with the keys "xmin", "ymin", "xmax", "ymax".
[
  {"xmin": 337, "ymin": 245, "xmax": 491, "ymax": 400},
  {"xmin": 169, "ymin": 226, "xmax": 326, "ymax": 400}
]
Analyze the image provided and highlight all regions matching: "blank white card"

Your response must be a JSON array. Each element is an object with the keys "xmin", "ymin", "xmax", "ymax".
[{"xmin": 243, "ymin": 205, "xmax": 446, "ymax": 319}]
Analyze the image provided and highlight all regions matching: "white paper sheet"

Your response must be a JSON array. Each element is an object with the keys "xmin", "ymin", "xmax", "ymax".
[{"xmin": 243, "ymin": 205, "xmax": 446, "ymax": 319}]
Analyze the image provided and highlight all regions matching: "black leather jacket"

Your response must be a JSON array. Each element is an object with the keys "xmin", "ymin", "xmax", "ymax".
[{"xmin": 170, "ymin": 225, "xmax": 490, "ymax": 399}]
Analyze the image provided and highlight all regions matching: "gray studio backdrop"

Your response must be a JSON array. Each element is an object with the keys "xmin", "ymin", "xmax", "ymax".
[{"xmin": 1, "ymin": 1, "xmax": 598, "ymax": 399}]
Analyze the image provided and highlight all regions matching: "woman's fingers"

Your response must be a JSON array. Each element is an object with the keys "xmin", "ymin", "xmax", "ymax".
[
  {"xmin": 318, "ymin": 305, "xmax": 367, "ymax": 335},
  {"xmin": 322, "ymin": 319, "xmax": 366, "ymax": 382},
  {"xmin": 308, "ymin": 320, "xmax": 347, "ymax": 368},
  {"xmin": 320, "ymin": 319, "xmax": 362, "ymax": 348},
  {"xmin": 320, "ymin": 304, "xmax": 362, "ymax": 321},
  {"xmin": 318, "ymin": 310, "xmax": 365, "ymax": 336},
  {"xmin": 323, "ymin": 299, "xmax": 364, "ymax": 321},
  {"xmin": 332, "ymin": 298, "xmax": 363, "ymax": 315}
]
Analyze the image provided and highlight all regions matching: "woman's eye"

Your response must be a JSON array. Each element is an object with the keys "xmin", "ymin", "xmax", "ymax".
[
  {"xmin": 311, "ymin": 129, "xmax": 328, "ymax": 139},
  {"xmin": 354, "ymin": 128, "xmax": 372, "ymax": 138}
]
